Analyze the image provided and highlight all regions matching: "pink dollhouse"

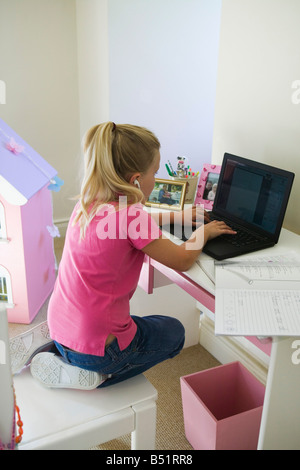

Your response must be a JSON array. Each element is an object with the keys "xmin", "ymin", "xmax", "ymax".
[{"xmin": 0, "ymin": 118, "xmax": 59, "ymax": 324}]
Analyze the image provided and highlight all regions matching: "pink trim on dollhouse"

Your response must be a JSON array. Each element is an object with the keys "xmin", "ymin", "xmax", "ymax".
[{"xmin": 194, "ymin": 163, "xmax": 221, "ymax": 210}]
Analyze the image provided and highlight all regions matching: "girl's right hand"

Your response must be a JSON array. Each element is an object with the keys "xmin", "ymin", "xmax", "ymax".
[
  {"xmin": 204, "ymin": 220, "xmax": 237, "ymax": 241},
  {"xmin": 142, "ymin": 219, "xmax": 237, "ymax": 273}
]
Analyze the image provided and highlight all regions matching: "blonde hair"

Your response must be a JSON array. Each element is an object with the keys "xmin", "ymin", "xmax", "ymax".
[{"xmin": 74, "ymin": 121, "xmax": 160, "ymax": 238}]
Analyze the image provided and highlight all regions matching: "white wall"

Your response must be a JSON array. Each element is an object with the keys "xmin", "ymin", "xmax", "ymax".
[
  {"xmin": 0, "ymin": 0, "xmax": 81, "ymax": 223},
  {"xmin": 76, "ymin": 0, "xmax": 110, "ymax": 138},
  {"xmin": 3, "ymin": 0, "xmax": 298, "ymax": 235},
  {"xmin": 107, "ymin": 0, "xmax": 222, "ymax": 179},
  {"xmin": 212, "ymin": 0, "xmax": 300, "ymax": 234},
  {"xmin": 1, "ymin": 0, "xmax": 221, "ymax": 222}
]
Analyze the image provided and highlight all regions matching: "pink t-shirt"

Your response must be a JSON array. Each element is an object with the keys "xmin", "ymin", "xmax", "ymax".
[{"xmin": 48, "ymin": 202, "xmax": 161, "ymax": 356}]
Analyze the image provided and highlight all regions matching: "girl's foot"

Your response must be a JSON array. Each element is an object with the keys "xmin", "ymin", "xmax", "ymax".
[
  {"xmin": 30, "ymin": 352, "xmax": 107, "ymax": 390},
  {"xmin": 10, "ymin": 322, "xmax": 53, "ymax": 374}
]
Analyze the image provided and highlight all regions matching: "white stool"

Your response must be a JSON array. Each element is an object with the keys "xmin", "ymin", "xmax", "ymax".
[{"xmin": 14, "ymin": 368, "xmax": 157, "ymax": 450}]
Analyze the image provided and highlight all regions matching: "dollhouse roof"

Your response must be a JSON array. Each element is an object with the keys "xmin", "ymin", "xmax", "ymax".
[{"xmin": 0, "ymin": 118, "xmax": 57, "ymax": 205}]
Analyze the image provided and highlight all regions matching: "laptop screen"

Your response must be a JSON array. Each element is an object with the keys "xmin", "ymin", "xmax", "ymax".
[{"xmin": 214, "ymin": 154, "xmax": 294, "ymax": 237}]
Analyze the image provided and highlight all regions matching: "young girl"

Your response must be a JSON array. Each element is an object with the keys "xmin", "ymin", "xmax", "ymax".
[{"xmin": 11, "ymin": 122, "xmax": 235, "ymax": 389}]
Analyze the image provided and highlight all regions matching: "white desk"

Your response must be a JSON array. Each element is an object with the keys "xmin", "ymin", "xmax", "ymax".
[{"xmin": 139, "ymin": 227, "xmax": 300, "ymax": 450}]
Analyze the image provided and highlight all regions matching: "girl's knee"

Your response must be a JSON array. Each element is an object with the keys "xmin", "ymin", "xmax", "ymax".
[
  {"xmin": 171, "ymin": 317, "xmax": 185, "ymax": 338},
  {"xmin": 168, "ymin": 317, "xmax": 185, "ymax": 352}
]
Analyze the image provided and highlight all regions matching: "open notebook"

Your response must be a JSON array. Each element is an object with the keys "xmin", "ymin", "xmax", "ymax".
[{"xmin": 214, "ymin": 253, "xmax": 300, "ymax": 336}]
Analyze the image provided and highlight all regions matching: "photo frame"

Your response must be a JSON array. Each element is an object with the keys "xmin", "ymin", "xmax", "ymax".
[
  {"xmin": 145, "ymin": 178, "xmax": 187, "ymax": 211},
  {"xmin": 194, "ymin": 163, "xmax": 221, "ymax": 210}
]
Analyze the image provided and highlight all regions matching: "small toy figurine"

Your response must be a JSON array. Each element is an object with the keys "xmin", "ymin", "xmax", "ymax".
[{"xmin": 176, "ymin": 156, "xmax": 186, "ymax": 178}]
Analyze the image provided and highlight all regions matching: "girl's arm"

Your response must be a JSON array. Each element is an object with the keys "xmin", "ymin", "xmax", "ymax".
[
  {"xmin": 142, "ymin": 220, "xmax": 236, "ymax": 272},
  {"xmin": 150, "ymin": 205, "xmax": 210, "ymax": 228}
]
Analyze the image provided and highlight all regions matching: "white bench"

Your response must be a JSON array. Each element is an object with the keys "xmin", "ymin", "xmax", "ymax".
[{"xmin": 14, "ymin": 368, "xmax": 157, "ymax": 450}]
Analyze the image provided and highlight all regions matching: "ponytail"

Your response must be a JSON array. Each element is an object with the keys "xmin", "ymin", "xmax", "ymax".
[{"xmin": 74, "ymin": 121, "xmax": 160, "ymax": 239}]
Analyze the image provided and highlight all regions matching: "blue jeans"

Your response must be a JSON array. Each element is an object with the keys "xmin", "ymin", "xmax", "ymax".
[{"xmin": 53, "ymin": 315, "xmax": 185, "ymax": 388}]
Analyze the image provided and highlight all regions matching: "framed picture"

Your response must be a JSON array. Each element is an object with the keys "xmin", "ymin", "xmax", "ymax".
[
  {"xmin": 145, "ymin": 178, "xmax": 187, "ymax": 211},
  {"xmin": 194, "ymin": 163, "xmax": 221, "ymax": 210}
]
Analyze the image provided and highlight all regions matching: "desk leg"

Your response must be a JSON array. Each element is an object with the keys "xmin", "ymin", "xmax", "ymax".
[
  {"xmin": 138, "ymin": 257, "xmax": 154, "ymax": 294},
  {"xmin": 131, "ymin": 399, "xmax": 157, "ymax": 450},
  {"xmin": 258, "ymin": 336, "xmax": 300, "ymax": 450}
]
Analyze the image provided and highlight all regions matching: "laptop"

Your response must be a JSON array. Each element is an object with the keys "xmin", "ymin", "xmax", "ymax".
[{"xmin": 163, "ymin": 153, "xmax": 295, "ymax": 260}]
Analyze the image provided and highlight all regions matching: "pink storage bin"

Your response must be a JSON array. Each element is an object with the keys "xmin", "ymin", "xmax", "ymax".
[{"xmin": 180, "ymin": 361, "xmax": 265, "ymax": 450}]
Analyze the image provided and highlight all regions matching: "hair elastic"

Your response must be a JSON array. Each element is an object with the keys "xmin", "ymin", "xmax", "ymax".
[{"xmin": 112, "ymin": 122, "xmax": 116, "ymax": 131}]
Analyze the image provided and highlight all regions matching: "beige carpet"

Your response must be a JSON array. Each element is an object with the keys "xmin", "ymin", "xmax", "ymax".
[{"xmin": 9, "ymin": 236, "xmax": 221, "ymax": 450}]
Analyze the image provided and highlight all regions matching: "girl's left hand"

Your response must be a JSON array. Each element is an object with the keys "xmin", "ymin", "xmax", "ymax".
[{"xmin": 181, "ymin": 205, "xmax": 210, "ymax": 227}]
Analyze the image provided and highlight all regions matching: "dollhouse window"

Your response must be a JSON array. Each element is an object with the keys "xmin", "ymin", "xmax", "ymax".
[
  {"xmin": 0, "ymin": 266, "xmax": 13, "ymax": 307},
  {"xmin": 0, "ymin": 277, "xmax": 8, "ymax": 302},
  {"xmin": 0, "ymin": 202, "xmax": 7, "ymax": 240}
]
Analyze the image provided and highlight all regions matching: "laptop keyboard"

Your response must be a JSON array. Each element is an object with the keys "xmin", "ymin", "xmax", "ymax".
[
  {"xmin": 162, "ymin": 214, "xmax": 268, "ymax": 246},
  {"xmin": 208, "ymin": 214, "xmax": 267, "ymax": 247}
]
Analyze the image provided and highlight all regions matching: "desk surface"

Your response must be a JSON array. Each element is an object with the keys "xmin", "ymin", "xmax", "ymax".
[
  {"xmin": 168, "ymin": 227, "xmax": 300, "ymax": 296},
  {"xmin": 143, "ymin": 227, "xmax": 300, "ymax": 356}
]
